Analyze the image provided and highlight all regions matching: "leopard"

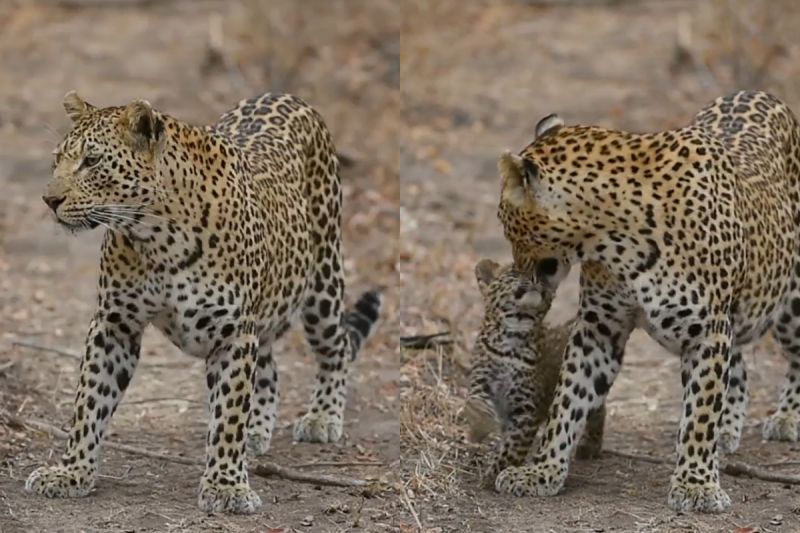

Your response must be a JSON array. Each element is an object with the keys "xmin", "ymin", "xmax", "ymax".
[
  {"xmin": 461, "ymin": 259, "xmax": 605, "ymax": 489},
  {"xmin": 494, "ymin": 89, "xmax": 800, "ymax": 514},
  {"xmin": 25, "ymin": 91, "xmax": 384, "ymax": 514}
]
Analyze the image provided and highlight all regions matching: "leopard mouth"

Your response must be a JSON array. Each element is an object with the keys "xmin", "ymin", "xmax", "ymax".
[{"xmin": 56, "ymin": 217, "xmax": 99, "ymax": 233}]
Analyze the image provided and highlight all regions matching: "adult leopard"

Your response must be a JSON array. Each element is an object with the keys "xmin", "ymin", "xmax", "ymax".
[
  {"xmin": 495, "ymin": 90, "xmax": 799, "ymax": 513},
  {"xmin": 25, "ymin": 91, "xmax": 383, "ymax": 514}
]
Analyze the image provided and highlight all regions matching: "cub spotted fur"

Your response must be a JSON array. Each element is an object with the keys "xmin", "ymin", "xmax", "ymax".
[{"xmin": 463, "ymin": 259, "xmax": 605, "ymax": 487}]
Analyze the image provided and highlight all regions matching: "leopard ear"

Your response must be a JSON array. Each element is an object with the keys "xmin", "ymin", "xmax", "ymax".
[
  {"xmin": 121, "ymin": 99, "xmax": 165, "ymax": 152},
  {"xmin": 534, "ymin": 113, "xmax": 563, "ymax": 140},
  {"xmin": 63, "ymin": 91, "xmax": 94, "ymax": 122},
  {"xmin": 499, "ymin": 150, "xmax": 538, "ymax": 208},
  {"xmin": 475, "ymin": 258, "xmax": 501, "ymax": 296}
]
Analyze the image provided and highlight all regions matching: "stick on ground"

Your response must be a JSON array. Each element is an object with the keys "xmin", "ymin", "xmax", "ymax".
[
  {"xmin": 399, "ymin": 332, "xmax": 452, "ymax": 350},
  {"xmin": 604, "ymin": 449, "xmax": 800, "ymax": 485},
  {"xmin": 12, "ymin": 339, "xmax": 201, "ymax": 368},
  {"xmin": 15, "ymin": 415, "xmax": 369, "ymax": 488},
  {"xmin": 11, "ymin": 340, "xmax": 81, "ymax": 360}
]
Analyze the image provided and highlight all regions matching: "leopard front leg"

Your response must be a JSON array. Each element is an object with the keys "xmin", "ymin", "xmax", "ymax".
[
  {"xmin": 764, "ymin": 290, "xmax": 800, "ymax": 442},
  {"xmin": 495, "ymin": 272, "xmax": 634, "ymax": 498},
  {"xmin": 717, "ymin": 346, "xmax": 748, "ymax": 455},
  {"xmin": 25, "ymin": 311, "xmax": 143, "ymax": 499},
  {"xmin": 575, "ymin": 404, "xmax": 606, "ymax": 460},
  {"xmin": 463, "ymin": 355, "xmax": 500, "ymax": 444},
  {"xmin": 246, "ymin": 343, "xmax": 279, "ymax": 457},
  {"xmin": 668, "ymin": 317, "xmax": 733, "ymax": 514},
  {"xmin": 293, "ymin": 284, "xmax": 353, "ymax": 444},
  {"xmin": 199, "ymin": 323, "xmax": 262, "ymax": 515}
]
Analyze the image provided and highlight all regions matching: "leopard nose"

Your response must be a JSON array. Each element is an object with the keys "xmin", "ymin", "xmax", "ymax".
[
  {"xmin": 43, "ymin": 195, "xmax": 65, "ymax": 213},
  {"xmin": 535, "ymin": 257, "xmax": 560, "ymax": 278}
]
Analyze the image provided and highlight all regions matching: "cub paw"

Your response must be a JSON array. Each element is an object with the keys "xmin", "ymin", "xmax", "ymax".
[
  {"xmin": 460, "ymin": 397, "xmax": 498, "ymax": 444},
  {"xmin": 494, "ymin": 462, "xmax": 566, "ymax": 497},
  {"xmin": 479, "ymin": 457, "xmax": 504, "ymax": 490},
  {"xmin": 762, "ymin": 410, "xmax": 800, "ymax": 442},
  {"xmin": 293, "ymin": 410, "xmax": 343, "ymax": 444},
  {"xmin": 246, "ymin": 432, "xmax": 272, "ymax": 457},
  {"xmin": 198, "ymin": 481, "xmax": 262, "ymax": 515},
  {"xmin": 667, "ymin": 476, "xmax": 731, "ymax": 514},
  {"xmin": 25, "ymin": 465, "xmax": 95, "ymax": 499}
]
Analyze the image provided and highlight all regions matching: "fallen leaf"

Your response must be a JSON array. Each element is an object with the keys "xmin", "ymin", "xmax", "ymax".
[{"xmin": 732, "ymin": 527, "xmax": 757, "ymax": 533}]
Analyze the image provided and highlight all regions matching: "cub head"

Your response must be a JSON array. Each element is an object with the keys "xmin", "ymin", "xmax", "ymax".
[
  {"xmin": 42, "ymin": 91, "xmax": 167, "ymax": 234},
  {"xmin": 474, "ymin": 258, "xmax": 556, "ymax": 332}
]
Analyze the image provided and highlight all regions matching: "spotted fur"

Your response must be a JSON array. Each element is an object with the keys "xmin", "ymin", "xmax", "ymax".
[
  {"xmin": 462, "ymin": 259, "xmax": 605, "ymax": 489},
  {"xmin": 494, "ymin": 90, "xmax": 800, "ymax": 513},
  {"xmin": 26, "ymin": 91, "xmax": 383, "ymax": 514}
]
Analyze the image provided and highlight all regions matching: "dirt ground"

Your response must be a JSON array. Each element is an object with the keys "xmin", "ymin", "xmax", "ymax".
[
  {"xmin": 0, "ymin": 2, "xmax": 400, "ymax": 533},
  {"xmin": 401, "ymin": 1, "xmax": 800, "ymax": 532}
]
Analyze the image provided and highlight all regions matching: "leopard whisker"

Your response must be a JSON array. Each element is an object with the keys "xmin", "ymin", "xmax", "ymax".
[
  {"xmin": 96, "ymin": 205, "xmax": 173, "ymax": 224},
  {"xmin": 92, "ymin": 209, "xmax": 158, "ymax": 228},
  {"xmin": 90, "ymin": 211, "xmax": 155, "ymax": 230}
]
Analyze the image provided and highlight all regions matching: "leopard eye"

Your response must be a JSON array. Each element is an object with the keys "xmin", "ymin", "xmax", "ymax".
[{"xmin": 80, "ymin": 154, "xmax": 102, "ymax": 169}]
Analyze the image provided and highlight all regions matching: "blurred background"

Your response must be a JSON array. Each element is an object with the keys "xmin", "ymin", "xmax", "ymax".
[
  {"xmin": 400, "ymin": 1, "xmax": 800, "ymax": 531},
  {"xmin": 0, "ymin": 1, "xmax": 399, "ymax": 532}
]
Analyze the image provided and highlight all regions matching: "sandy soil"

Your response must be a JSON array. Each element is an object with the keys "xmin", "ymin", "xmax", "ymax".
[
  {"xmin": 0, "ymin": 2, "xmax": 400, "ymax": 533},
  {"xmin": 400, "ymin": 1, "xmax": 800, "ymax": 532}
]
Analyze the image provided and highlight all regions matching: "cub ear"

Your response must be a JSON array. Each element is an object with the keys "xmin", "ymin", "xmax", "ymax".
[
  {"xmin": 121, "ymin": 98, "xmax": 164, "ymax": 151},
  {"xmin": 474, "ymin": 258, "xmax": 501, "ymax": 296},
  {"xmin": 63, "ymin": 91, "xmax": 95, "ymax": 122},
  {"xmin": 534, "ymin": 113, "xmax": 564, "ymax": 140},
  {"xmin": 498, "ymin": 150, "xmax": 539, "ymax": 208}
]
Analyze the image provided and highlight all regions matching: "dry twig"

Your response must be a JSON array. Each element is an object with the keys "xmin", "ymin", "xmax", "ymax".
[
  {"xmin": 604, "ymin": 449, "xmax": 800, "ymax": 485},
  {"xmin": 13, "ymin": 414, "xmax": 370, "ymax": 488},
  {"xmin": 293, "ymin": 461, "xmax": 383, "ymax": 468},
  {"xmin": 760, "ymin": 459, "xmax": 800, "ymax": 468},
  {"xmin": 516, "ymin": 0, "xmax": 664, "ymax": 5},
  {"xmin": 399, "ymin": 332, "xmax": 452, "ymax": 350},
  {"xmin": 400, "ymin": 490, "xmax": 424, "ymax": 530},
  {"xmin": 11, "ymin": 339, "xmax": 191, "ymax": 368},
  {"xmin": 31, "ymin": 0, "xmax": 173, "ymax": 7},
  {"xmin": 12, "ymin": 340, "xmax": 80, "ymax": 360}
]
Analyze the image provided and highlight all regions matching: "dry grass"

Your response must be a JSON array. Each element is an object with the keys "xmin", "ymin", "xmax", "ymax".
[{"xmin": 401, "ymin": 344, "xmax": 472, "ymax": 498}]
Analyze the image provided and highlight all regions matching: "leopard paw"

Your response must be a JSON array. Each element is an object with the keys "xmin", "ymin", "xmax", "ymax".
[
  {"xmin": 198, "ymin": 479, "xmax": 262, "ymax": 515},
  {"xmin": 293, "ymin": 410, "xmax": 344, "ymax": 444},
  {"xmin": 717, "ymin": 426, "xmax": 741, "ymax": 455},
  {"xmin": 246, "ymin": 432, "xmax": 272, "ymax": 457},
  {"xmin": 494, "ymin": 462, "xmax": 566, "ymax": 497},
  {"xmin": 667, "ymin": 475, "xmax": 731, "ymax": 513},
  {"xmin": 25, "ymin": 465, "xmax": 95, "ymax": 499},
  {"xmin": 762, "ymin": 409, "xmax": 800, "ymax": 442}
]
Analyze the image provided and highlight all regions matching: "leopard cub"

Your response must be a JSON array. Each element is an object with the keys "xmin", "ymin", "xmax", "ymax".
[{"xmin": 462, "ymin": 259, "xmax": 606, "ymax": 488}]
